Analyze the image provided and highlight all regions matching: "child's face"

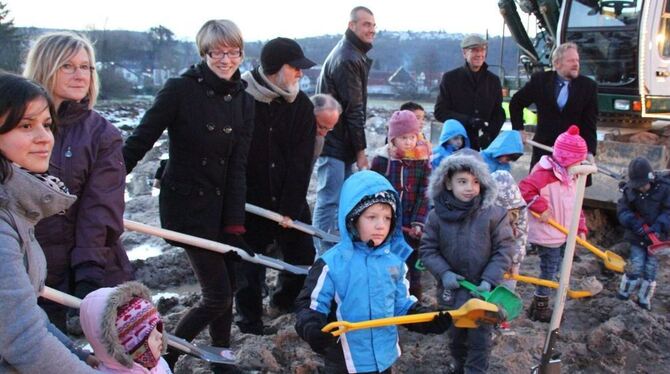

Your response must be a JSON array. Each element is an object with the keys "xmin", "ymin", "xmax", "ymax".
[
  {"xmin": 447, "ymin": 135, "xmax": 464, "ymax": 150},
  {"xmin": 637, "ymin": 183, "xmax": 652, "ymax": 193},
  {"xmin": 356, "ymin": 203, "xmax": 393, "ymax": 246},
  {"xmin": 411, "ymin": 109, "xmax": 425, "ymax": 126},
  {"xmin": 446, "ymin": 171, "xmax": 480, "ymax": 202},
  {"xmin": 147, "ymin": 326, "xmax": 163, "ymax": 361},
  {"xmin": 393, "ymin": 133, "xmax": 418, "ymax": 153}
]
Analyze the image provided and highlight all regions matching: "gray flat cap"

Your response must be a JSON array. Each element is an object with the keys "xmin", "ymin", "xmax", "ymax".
[{"xmin": 461, "ymin": 34, "xmax": 488, "ymax": 49}]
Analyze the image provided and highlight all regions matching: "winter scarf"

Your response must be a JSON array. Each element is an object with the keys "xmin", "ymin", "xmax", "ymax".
[
  {"xmin": 434, "ymin": 190, "xmax": 481, "ymax": 222},
  {"xmin": 242, "ymin": 66, "xmax": 298, "ymax": 103}
]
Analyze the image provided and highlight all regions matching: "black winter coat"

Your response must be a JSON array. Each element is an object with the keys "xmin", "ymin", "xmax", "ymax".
[
  {"xmin": 434, "ymin": 62, "xmax": 505, "ymax": 150},
  {"xmin": 244, "ymin": 74, "xmax": 316, "ymax": 221},
  {"xmin": 509, "ymin": 70, "xmax": 598, "ymax": 165},
  {"xmin": 123, "ymin": 62, "xmax": 255, "ymax": 241},
  {"xmin": 618, "ymin": 180, "xmax": 670, "ymax": 245},
  {"xmin": 317, "ymin": 29, "xmax": 372, "ymax": 163}
]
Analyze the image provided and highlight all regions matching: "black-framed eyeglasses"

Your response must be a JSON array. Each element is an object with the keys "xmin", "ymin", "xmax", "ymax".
[
  {"xmin": 207, "ymin": 50, "xmax": 242, "ymax": 59},
  {"xmin": 60, "ymin": 63, "xmax": 95, "ymax": 75}
]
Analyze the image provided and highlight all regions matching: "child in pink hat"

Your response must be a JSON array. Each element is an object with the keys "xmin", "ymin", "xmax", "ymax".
[
  {"xmin": 371, "ymin": 110, "xmax": 431, "ymax": 299},
  {"xmin": 518, "ymin": 125, "xmax": 589, "ymax": 322}
]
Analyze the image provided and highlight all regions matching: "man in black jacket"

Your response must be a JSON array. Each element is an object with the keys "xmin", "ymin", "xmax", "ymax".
[
  {"xmin": 313, "ymin": 6, "xmax": 375, "ymax": 254},
  {"xmin": 434, "ymin": 34, "xmax": 505, "ymax": 150},
  {"xmin": 510, "ymin": 42, "xmax": 598, "ymax": 168},
  {"xmin": 236, "ymin": 37, "xmax": 317, "ymax": 335}
]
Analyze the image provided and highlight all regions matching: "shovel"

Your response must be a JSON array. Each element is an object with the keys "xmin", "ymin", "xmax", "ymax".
[
  {"xmin": 458, "ymin": 280, "xmax": 523, "ymax": 321},
  {"xmin": 321, "ymin": 298, "xmax": 503, "ymax": 336},
  {"xmin": 529, "ymin": 211, "xmax": 626, "ymax": 273},
  {"xmin": 504, "ymin": 273, "xmax": 603, "ymax": 299},
  {"xmin": 245, "ymin": 203, "xmax": 340, "ymax": 243},
  {"xmin": 123, "ymin": 219, "xmax": 308, "ymax": 275},
  {"xmin": 642, "ymin": 223, "xmax": 670, "ymax": 256},
  {"xmin": 40, "ymin": 286, "xmax": 236, "ymax": 365}
]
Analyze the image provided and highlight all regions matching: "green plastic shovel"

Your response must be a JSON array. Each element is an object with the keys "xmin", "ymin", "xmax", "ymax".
[{"xmin": 458, "ymin": 280, "xmax": 523, "ymax": 321}]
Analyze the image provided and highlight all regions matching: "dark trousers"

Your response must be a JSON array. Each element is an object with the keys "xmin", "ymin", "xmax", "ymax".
[
  {"xmin": 165, "ymin": 244, "xmax": 237, "ymax": 367},
  {"xmin": 235, "ymin": 202, "xmax": 315, "ymax": 329},
  {"xmin": 448, "ymin": 324, "xmax": 493, "ymax": 374}
]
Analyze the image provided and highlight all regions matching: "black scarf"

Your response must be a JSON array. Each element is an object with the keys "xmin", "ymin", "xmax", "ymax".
[
  {"xmin": 434, "ymin": 189, "xmax": 481, "ymax": 222},
  {"xmin": 345, "ymin": 28, "xmax": 372, "ymax": 54}
]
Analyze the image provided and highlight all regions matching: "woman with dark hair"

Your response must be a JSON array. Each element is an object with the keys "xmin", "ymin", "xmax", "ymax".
[
  {"xmin": 0, "ymin": 73, "xmax": 95, "ymax": 373},
  {"xmin": 24, "ymin": 31, "xmax": 132, "ymax": 330},
  {"xmin": 122, "ymin": 19, "xmax": 255, "ymax": 372}
]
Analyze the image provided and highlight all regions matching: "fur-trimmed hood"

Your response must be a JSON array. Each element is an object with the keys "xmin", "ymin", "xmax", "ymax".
[
  {"xmin": 427, "ymin": 150, "xmax": 497, "ymax": 208},
  {"xmin": 80, "ymin": 282, "xmax": 169, "ymax": 373}
]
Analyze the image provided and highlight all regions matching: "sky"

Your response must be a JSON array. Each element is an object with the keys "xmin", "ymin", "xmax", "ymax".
[{"xmin": 7, "ymin": 0, "xmax": 509, "ymax": 42}]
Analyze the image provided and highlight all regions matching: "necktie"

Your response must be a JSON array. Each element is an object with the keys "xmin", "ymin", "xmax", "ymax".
[{"xmin": 557, "ymin": 81, "xmax": 568, "ymax": 110}]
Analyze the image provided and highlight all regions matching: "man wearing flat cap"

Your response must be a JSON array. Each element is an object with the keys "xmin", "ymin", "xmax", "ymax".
[
  {"xmin": 434, "ymin": 34, "xmax": 505, "ymax": 150},
  {"xmin": 236, "ymin": 37, "xmax": 317, "ymax": 335}
]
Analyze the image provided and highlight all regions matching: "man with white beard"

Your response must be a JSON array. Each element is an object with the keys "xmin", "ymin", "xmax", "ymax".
[{"xmin": 236, "ymin": 37, "xmax": 318, "ymax": 335}]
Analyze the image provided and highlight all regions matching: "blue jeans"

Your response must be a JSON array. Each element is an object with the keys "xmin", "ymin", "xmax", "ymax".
[
  {"xmin": 536, "ymin": 244, "xmax": 564, "ymax": 296},
  {"xmin": 629, "ymin": 244, "xmax": 658, "ymax": 281},
  {"xmin": 312, "ymin": 156, "xmax": 352, "ymax": 256}
]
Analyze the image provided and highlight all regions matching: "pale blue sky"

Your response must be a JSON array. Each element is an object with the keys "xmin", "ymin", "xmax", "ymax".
[{"xmin": 8, "ymin": 0, "xmax": 511, "ymax": 42}]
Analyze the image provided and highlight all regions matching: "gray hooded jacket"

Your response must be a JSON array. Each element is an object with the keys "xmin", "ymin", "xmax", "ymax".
[
  {"xmin": 0, "ymin": 165, "xmax": 94, "ymax": 373},
  {"xmin": 420, "ymin": 153, "xmax": 514, "ymax": 305}
]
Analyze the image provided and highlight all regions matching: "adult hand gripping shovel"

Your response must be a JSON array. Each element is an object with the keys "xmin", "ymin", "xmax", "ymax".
[
  {"xmin": 504, "ymin": 273, "xmax": 603, "ymax": 299},
  {"xmin": 642, "ymin": 223, "xmax": 670, "ymax": 256},
  {"xmin": 123, "ymin": 219, "xmax": 308, "ymax": 275},
  {"xmin": 320, "ymin": 299, "xmax": 503, "ymax": 336},
  {"xmin": 529, "ymin": 211, "xmax": 626, "ymax": 273},
  {"xmin": 39, "ymin": 286, "xmax": 236, "ymax": 365},
  {"xmin": 245, "ymin": 203, "xmax": 340, "ymax": 243},
  {"xmin": 458, "ymin": 280, "xmax": 523, "ymax": 321}
]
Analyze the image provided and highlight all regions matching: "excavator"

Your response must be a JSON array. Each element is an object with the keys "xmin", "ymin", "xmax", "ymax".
[{"xmin": 498, "ymin": 0, "xmax": 670, "ymax": 208}]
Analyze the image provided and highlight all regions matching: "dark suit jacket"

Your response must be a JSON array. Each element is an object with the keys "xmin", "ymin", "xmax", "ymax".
[{"xmin": 510, "ymin": 70, "xmax": 598, "ymax": 165}]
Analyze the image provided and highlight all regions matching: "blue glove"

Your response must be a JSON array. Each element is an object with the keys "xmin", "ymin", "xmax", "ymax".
[
  {"xmin": 650, "ymin": 223, "xmax": 663, "ymax": 237},
  {"xmin": 476, "ymin": 280, "xmax": 492, "ymax": 293},
  {"xmin": 634, "ymin": 225, "xmax": 647, "ymax": 237},
  {"xmin": 441, "ymin": 271, "xmax": 464, "ymax": 290}
]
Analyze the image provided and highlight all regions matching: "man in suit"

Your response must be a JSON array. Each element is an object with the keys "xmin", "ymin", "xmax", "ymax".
[
  {"xmin": 510, "ymin": 42, "xmax": 598, "ymax": 168},
  {"xmin": 434, "ymin": 34, "xmax": 506, "ymax": 150}
]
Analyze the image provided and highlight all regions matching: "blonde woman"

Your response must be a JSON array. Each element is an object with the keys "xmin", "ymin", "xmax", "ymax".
[
  {"xmin": 24, "ymin": 32, "xmax": 132, "ymax": 330},
  {"xmin": 122, "ymin": 20, "xmax": 255, "ymax": 371}
]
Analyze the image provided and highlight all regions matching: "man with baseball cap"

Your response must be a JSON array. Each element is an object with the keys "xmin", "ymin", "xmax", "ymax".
[
  {"xmin": 237, "ymin": 37, "xmax": 317, "ymax": 335},
  {"xmin": 434, "ymin": 33, "xmax": 505, "ymax": 150}
]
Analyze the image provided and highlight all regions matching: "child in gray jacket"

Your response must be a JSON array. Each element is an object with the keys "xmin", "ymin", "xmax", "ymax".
[{"xmin": 420, "ymin": 152, "xmax": 514, "ymax": 374}]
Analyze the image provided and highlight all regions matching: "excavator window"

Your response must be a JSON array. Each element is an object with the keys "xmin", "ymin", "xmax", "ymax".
[{"xmin": 661, "ymin": 1, "xmax": 670, "ymax": 58}]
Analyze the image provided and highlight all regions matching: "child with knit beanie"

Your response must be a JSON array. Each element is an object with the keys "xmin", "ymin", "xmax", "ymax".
[
  {"xmin": 371, "ymin": 110, "xmax": 432, "ymax": 299},
  {"xmin": 518, "ymin": 125, "xmax": 589, "ymax": 322},
  {"xmin": 80, "ymin": 281, "xmax": 172, "ymax": 373}
]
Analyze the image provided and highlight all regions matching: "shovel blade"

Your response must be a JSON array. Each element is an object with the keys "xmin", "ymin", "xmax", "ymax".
[
  {"xmin": 604, "ymin": 251, "xmax": 626, "ymax": 273},
  {"xmin": 648, "ymin": 242, "xmax": 670, "ymax": 256},
  {"xmin": 485, "ymin": 286, "xmax": 523, "ymax": 321}
]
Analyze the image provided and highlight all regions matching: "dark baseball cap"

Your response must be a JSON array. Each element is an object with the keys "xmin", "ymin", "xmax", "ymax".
[{"xmin": 261, "ymin": 37, "xmax": 316, "ymax": 75}]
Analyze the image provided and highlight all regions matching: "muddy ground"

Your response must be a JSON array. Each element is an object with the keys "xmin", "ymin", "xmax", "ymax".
[{"xmin": 108, "ymin": 100, "xmax": 670, "ymax": 373}]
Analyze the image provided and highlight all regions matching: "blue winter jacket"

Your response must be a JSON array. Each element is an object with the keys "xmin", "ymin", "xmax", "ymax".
[
  {"xmin": 480, "ymin": 130, "xmax": 524, "ymax": 173},
  {"xmin": 431, "ymin": 119, "xmax": 470, "ymax": 169},
  {"xmin": 295, "ymin": 171, "xmax": 415, "ymax": 373}
]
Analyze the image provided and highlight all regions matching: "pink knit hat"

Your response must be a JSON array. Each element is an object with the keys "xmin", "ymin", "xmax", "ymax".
[
  {"xmin": 116, "ymin": 297, "xmax": 162, "ymax": 368},
  {"xmin": 553, "ymin": 125, "xmax": 587, "ymax": 167},
  {"xmin": 388, "ymin": 110, "xmax": 420, "ymax": 140}
]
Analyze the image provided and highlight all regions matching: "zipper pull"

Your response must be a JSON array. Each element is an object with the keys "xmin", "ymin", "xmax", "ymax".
[{"xmin": 65, "ymin": 146, "xmax": 72, "ymax": 158}]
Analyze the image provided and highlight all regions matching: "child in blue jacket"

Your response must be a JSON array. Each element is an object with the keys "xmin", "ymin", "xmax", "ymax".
[
  {"xmin": 294, "ymin": 171, "xmax": 451, "ymax": 373},
  {"xmin": 431, "ymin": 119, "xmax": 470, "ymax": 169},
  {"xmin": 480, "ymin": 130, "xmax": 524, "ymax": 173},
  {"xmin": 617, "ymin": 157, "xmax": 670, "ymax": 310}
]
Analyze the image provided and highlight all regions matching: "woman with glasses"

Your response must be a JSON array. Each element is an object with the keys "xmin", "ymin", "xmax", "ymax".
[
  {"xmin": 23, "ymin": 32, "xmax": 132, "ymax": 331},
  {"xmin": 122, "ymin": 19, "xmax": 254, "ymax": 372}
]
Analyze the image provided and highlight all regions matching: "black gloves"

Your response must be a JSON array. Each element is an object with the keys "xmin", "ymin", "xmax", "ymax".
[
  {"xmin": 303, "ymin": 322, "xmax": 337, "ymax": 354},
  {"xmin": 74, "ymin": 281, "xmax": 98, "ymax": 299},
  {"xmin": 405, "ymin": 303, "xmax": 452, "ymax": 334},
  {"xmin": 222, "ymin": 233, "xmax": 255, "ymax": 259}
]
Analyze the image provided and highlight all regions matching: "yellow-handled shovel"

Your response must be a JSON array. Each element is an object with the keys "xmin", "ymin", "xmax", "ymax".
[
  {"xmin": 504, "ymin": 273, "xmax": 603, "ymax": 299},
  {"xmin": 321, "ymin": 298, "xmax": 503, "ymax": 337},
  {"xmin": 529, "ymin": 211, "xmax": 626, "ymax": 273}
]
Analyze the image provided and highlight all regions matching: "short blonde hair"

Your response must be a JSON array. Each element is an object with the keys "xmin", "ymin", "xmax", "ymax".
[
  {"xmin": 23, "ymin": 31, "xmax": 99, "ymax": 109},
  {"xmin": 196, "ymin": 20, "xmax": 244, "ymax": 58},
  {"xmin": 552, "ymin": 42, "xmax": 578, "ymax": 65}
]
